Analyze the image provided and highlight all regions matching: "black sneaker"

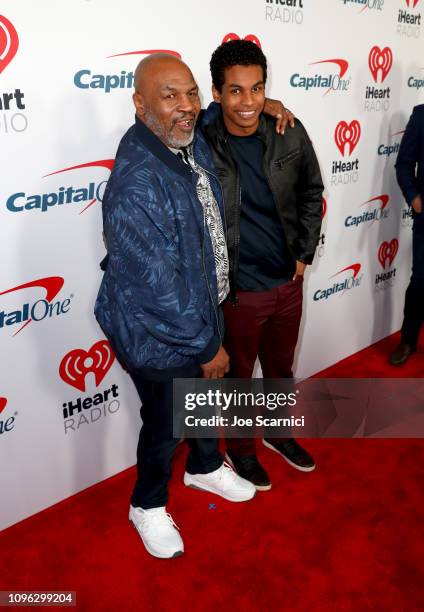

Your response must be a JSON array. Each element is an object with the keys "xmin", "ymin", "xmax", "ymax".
[
  {"xmin": 263, "ymin": 438, "xmax": 316, "ymax": 472},
  {"xmin": 389, "ymin": 342, "xmax": 416, "ymax": 366},
  {"xmin": 225, "ymin": 450, "xmax": 272, "ymax": 491}
]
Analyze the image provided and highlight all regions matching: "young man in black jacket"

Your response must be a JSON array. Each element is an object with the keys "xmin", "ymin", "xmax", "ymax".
[{"xmin": 201, "ymin": 40, "xmax": 324, "ymax": 490}]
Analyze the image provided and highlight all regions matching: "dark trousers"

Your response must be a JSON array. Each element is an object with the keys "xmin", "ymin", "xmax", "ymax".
[
  {"xmin": 401, "ymin": 212, "xmax": 424, "ymax": 346},
  {"xmin": 223, "ymin": 278, "xmax": 303, "ymax": 456},
  {"xmin": 130, "ymin": 369, "xmax": 223, "ymax": 509}
]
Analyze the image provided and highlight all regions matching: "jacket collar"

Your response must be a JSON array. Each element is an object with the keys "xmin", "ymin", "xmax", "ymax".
[{"xmin": 134, "ymin": 115, "xmax": 192, "ymax": 182}]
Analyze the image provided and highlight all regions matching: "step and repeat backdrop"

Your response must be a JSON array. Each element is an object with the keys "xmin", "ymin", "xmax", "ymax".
[{"xmin": 1, "ymin": 0, "xmax": 423, "ymax": 530}]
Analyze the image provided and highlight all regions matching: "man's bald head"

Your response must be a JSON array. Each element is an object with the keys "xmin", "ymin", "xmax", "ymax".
[
  {"xmin": 133, "ymin": 53, "xmax": 201, "ymax": 149},
  {"xmin": 134, "ymin": 53, "xmax": 192, "ymax": 93}
]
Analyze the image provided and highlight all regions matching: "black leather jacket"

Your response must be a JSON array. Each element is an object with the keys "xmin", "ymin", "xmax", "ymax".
[{"xmin": 201, "ymin": 106, "xmax": 324, "ymax": 300}]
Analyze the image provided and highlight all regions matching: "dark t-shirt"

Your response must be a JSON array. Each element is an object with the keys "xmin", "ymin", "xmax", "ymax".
[{"xmin": 228, "ymin": 133, "xmax": 292, "ymax": 291}]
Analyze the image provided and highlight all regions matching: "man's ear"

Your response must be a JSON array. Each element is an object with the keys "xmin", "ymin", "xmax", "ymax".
[
  {"xmin": 133, "ymin": 91, "xmax": 145, "ymax": 118},
  {"xmin": 211, "ymin": 84, "xmax": 221, "ymax": 103}
]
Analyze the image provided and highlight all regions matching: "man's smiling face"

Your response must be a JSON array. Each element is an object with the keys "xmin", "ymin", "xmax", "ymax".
[
  {"xmin": 212, "ymin": 64, "xmax": 266, "ymax": 137},
  {"xmin": 134, "ymin": 56, "xmax": 201, "ymax": 148}
]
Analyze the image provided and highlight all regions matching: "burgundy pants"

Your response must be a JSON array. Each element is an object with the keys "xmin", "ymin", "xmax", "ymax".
[{"xmin": 222, "ymin": 277, "xmax": 303, "ymax": 456}]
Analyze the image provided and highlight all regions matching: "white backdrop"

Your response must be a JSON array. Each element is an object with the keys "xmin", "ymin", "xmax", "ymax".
[{"xmin": 1, "ymin": 0, "xmax": 423, "ymax": 531}]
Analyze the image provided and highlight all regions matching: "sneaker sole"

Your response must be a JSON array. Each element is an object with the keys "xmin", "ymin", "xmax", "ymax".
[
  {"xmin": 224, "ymin": 453, "xmax": 272, "ymax": 492},
  {"xmin": 262, "ymin": 439, "xmax": 316, "ymax": 473},
  {"xmin": 129, "ymin": 519, "xmax": 184, "ymax": 559},
  {"xmin": 388, "ymin": 357, "xmax": 413, "ymax": 366},
  {"xmin": 389, "ymin": 347, "xmax": 416, "ymax": 366},
  {"xmin": 184, "ymin": 482, "xmax": 256, "ymax": 501}
]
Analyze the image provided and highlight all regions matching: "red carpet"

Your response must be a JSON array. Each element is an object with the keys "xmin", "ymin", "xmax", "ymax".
[{"xmin": 1, "ymin": 332, "xmax": 423, "ymax": 611}]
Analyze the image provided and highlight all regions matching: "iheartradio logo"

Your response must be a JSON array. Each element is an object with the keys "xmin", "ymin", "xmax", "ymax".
[
  {"xmin": 368, "ymin": 46, "xmax": 393, "ymax": 83},
  {"xmin": 378, "ymin": 239, "xmax": 399, "ymax": 269},
  {"xmin": 222, "ymin": 33, "xmax": 261, "ymax": 48},
  {"xmin": 59, "ymin": 340, "xmax": 115, "ymax": 393},
  {"xmin": 0, "ymin": 15, "xmax": 19, "ymax": 74},
  {"xmin": 406, "ymin": 0, "xmax": 420, "ymax": 7},
  {"xmin": 334, "ymin": 120, "xmax": 361, "ymax": 156}
]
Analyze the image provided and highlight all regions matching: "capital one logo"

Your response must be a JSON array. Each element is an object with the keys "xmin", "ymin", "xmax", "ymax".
[
  {"xmin": 0, "ymin": 397, "xmax": 7, "ymax": 415},
  {"xmin": 74, "ymin": 48, "xmax": 181, "ymax": 93},
  {"xmin": 311, "ymin": 59, "xmax": 348, "ymax": 78},
  {"xmin": 290, "ymin": 58, "xmax": 350, "ymax": 94},
  {"xmin": 362, "ymin": 194, "xmax": 390, "ymax": 211},
  {"xmin": 378, "ymin": 239, "xmax": 399, "ymax": 269},
  {"xmin": 314, "ymin": 263, "xmax": 362, "ymax": 301},
  {"xmin": 332, "ymin": 263, "xmax": 362, "ymax": 280},
  {"xmin": 334, "ymin": 120, "xmax": 361, "ymax": 156},
  {"xmin": 406, "ymin": 0, "xmax": 420, "ymax": 8},
  {"xmin": 378, "ymin": 130, "xmax": 404, "ymax": 156},
  {"xmin": 368, "ymin": 46, "xmax": 393, "ymax": 83},
  {"xmin": 0, "ymin": 396, "xmax": 16, "ymax": 435},
  {"xmin": 345, "ymin": 195, "xmax": 390, "ymax": 228},
  {"xmin": 7, "ymin": 159, "xmax": 114, "ymax": 215},
  {"xmin": 0, "ymin": 15, "xmax": 19, "ymax": 74},
  {"xmin": 59, "ymin": 340, "xmax": 115, "ymax": 393},
  {"xmin": 222, "ymin": 33, "xmax": 261, "ymax": 47},
  {"xmin": 107, "ymin": 49, "xmax": 181, "ymax": 59},
  {"xmin": 0, "ymin": 277, "xmax": 71, "ymax": 336}
]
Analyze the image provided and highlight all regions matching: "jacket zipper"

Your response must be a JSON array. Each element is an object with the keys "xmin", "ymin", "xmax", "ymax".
[
  {"xmin": 274, "ymin": 149, "xmax": 301, "ymax": 168},
  {"xmin": 231, "ymin": 182, "xmax": 241, "ymax": 306}
]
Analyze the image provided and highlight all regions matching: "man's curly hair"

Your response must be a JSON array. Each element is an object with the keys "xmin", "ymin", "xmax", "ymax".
[{"xmin": 210, "ymin": 39, "xmax": 267, "ymax": 92}]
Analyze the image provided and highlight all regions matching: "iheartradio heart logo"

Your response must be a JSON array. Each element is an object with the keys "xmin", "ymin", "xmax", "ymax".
[
  {"xmin": 368, "ymin": 46, "xmax": 393, "ymax": 83},
  {"xmin": 222, "ymin": 33, "xmax": 262, "ymax": 48},
  {"xmin": 406, "ymin": 0, "xmax": 420, "ymax": 8},
  {"xmin": 59, "ymin": 340, "xmax": 115, "ymax": 393},
  {"xmin": 334, "ymin": 120, "xmax": 361, "ymax": 156},
  {"xmin": 0, "ymin": 397, "xmax": 7, "ymax": 415},
  {"xmin": 0, "ymin": 15, "xmax": 19, "ymax": 74},
  {"xmin": 322, "ymin": 198, "xmax": 327, "ymax": 218},
  {"xmin": 378, "ymin": 239, "xmax": 399, "ymax": 270}
]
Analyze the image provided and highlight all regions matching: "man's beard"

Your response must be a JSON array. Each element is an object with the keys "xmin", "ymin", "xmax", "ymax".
[{"xmin": 143, "ymin": 107, "xmax": 194, "ymax": 148}]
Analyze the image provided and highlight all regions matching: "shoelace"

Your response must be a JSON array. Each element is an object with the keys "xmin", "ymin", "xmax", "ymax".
[
  {"xmin": 140, "ymin": 509, "xmax": 180, "ymax": 533},
  {"xmin": 217, "ymin": 462, "xmax": 239, "ymax": 482}
]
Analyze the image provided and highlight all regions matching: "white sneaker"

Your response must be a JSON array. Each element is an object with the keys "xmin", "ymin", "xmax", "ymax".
[
  {"xmin": 184, "ymin": 462, "xmax": 256, "ymax": 502},
  {"xmin": 129, "ymin": 505, "xmax": 184, "ymax": 559}
]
